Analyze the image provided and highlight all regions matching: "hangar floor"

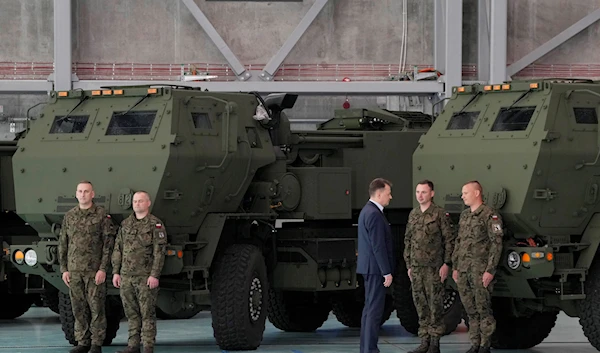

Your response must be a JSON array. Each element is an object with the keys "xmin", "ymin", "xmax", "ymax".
[{"xmin": 0, "ymin": 308, "xmax": 595, "ymax": 353}]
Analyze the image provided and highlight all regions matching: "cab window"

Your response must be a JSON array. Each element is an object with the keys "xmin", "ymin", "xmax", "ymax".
[
  {"xmin": 491, "ymin": 106, "xmax": 535, "ymax": 131},
  {"xmin": 574, "ymin": 108, "xmax": 598, "ymax": 124},
  {"xmin": 446, "ymin": 111, "xmax": 479, "ymax": 130},
  {"xmin": 49, "ymin": 115, "xmax": 89, "ymax": 134},
  {"xmin": 191, "ymin": 112, "xmax": 212, "ymax": 129},
  {"xmin": 106, "ymin": 111, "xmax": 157, "ymax": 135}
]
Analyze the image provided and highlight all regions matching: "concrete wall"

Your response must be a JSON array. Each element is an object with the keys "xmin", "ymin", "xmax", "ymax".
[
  {"xmin": 2, "ymin": 0, "xmax": 599, "ymax": 66},
  {"xmin": 1, "ymin": 0, "xmax": 600, "ymax": 124}
]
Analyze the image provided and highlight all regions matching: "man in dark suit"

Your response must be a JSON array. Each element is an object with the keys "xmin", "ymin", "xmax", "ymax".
[{"xmin": 357, "ymin": 178, "xmax": 395, "ymax": 353}]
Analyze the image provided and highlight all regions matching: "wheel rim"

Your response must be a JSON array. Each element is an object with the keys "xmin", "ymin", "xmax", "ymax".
[
  {"xmin": 249, "ymin": 275, "xmax": 263, "ymax": 322},
  {"xmin": 443, "ymin": 289, "xmax": 457, "ymax": 314}
]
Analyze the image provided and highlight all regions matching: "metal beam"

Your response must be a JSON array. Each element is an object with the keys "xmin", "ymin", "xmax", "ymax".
[
  {"xmin": 0, "ymin": 80, "xmax": 53, "ymax": 93},
  {"xmin": 71, "ymin": 80, "xmax": 443, "ymax": 96},
  {"xmin": 490, "ymin": 0, "xmax": 507, "ymax": 83},
  {"xmin": 53, "ymin": 0, "xmax": 73, "ymax": 91},
  {"xmin": 477, "ymin": 0, "xmax": 490, "ymax": 82},
  {"xmin": 444, "ymin": 0, "xmax": 462, "ymax": 98},
  {"xmin": 434, "ymin": 0, "xmax": 445, "ymax": 73},
  {"xmin": 181, "ymin": 0, "xmax": 250, "ymax": 81},
  {"xmin": 507, "ymin": 8, "xmax": 600, "ymax": 77},
  {"xmin": 260, "ymin": 0, "xmax": 329, "ymax": 81}
]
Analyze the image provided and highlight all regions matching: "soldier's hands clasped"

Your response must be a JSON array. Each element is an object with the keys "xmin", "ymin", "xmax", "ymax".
[
  {"xmin": 452, "ymin": 269, "xmax": 458, "ymax": 283},
  {"xmin": 407, "ymin": 268, "xmax": 413, "ymax": 282},
  {"xmin": 439, "ymin": 264, "xmax": 449, "ymax": 283}
]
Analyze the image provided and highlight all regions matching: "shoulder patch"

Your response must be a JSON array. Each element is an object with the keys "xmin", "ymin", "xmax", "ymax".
[
  {"xmin": 493, "ymin": 223, "xmax": 502, "ymax": 232},
  {"xmin": 156, "ymin": 223, "xmax": 162, "ymax": 228},
  {"xmin": 158, "ymin": 231, "xmax": 165, "ymax": 239}
]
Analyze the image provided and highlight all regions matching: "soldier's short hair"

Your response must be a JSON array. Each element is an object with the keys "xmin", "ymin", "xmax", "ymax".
[
  {"xmin": 369, "ymin": 178, "xmax": 392, "ymax": 196},
  {"xmin": 465, "ymin": 180, "xmax": 483, "ymax": 193},
  {"xmin": 134, "ymin": 190, "xmax": 151, "ymax": 202},
  {"xmin": 417, "ymin": 179, "xmax": 434, "ymax": 190},
  {"xmin": 78, "ymin": 180, "xmax": 93, "ymax": 187}
]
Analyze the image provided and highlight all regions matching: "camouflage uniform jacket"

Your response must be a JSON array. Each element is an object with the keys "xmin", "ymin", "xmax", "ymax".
[
  {"xmin": 452, "ymin": 203, "xmax": 504, "ymax": 275},
  {"xmin": 58, "ymin": 203, "xmax": 116, "ymax": 273},
  {"xmin": 404, "ymin": 202, "xmax": 456, "ymax": 269},
  {"xmin": 112, "ymin": 213, "xmax": 167, "ymax": 278}
]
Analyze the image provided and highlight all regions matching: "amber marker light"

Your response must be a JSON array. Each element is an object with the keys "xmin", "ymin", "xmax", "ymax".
[
  {"xmin": 530, "ymin": 83, "xmax": 539, "ymax": 89},
  {"xmin": 522, "ymin": 253, "xmax": 531, "ymax": 263},
  {"xmin": 58, "ymin": 91, "xmax": 68, "ymax": 97},
  {"xmin": 147, "ymin": 88, "xmax": 158, "ymax": 94},
  {"xmin": 91, "ymin": 90, "xmax": 101, "ymax": 96},
  {"xmin": 113, "ymin": 89, "xmax": 124, "ymax": 95},
  {"xmin": 14, "ymin": 250, "xmax": 24, "ymax": 265},
  {"xmin": 546, "ymin": 253, "xmax": 553, "ymax": 261},
  {"xmin": 457, "ymin": 87, "xmax": 466, "ymax": 93},
  {"xmin": 484, "ymin": 85, "xmax": 492, "ymax": 91},
  {"xmin": 502, "ymin": 84, "xmax": 510, "ymax": 90},
  {"xmin": 177, "ymin": 250, "xmax": 183, "ymax": 259}
]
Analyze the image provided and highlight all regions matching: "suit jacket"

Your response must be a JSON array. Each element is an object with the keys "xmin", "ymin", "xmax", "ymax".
[{"xmin": 357, "ymin": 201, "xmax": 395, "ymax": 276}]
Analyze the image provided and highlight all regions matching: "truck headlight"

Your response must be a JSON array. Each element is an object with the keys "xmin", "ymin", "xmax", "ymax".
[
  {"xmin": 507, "ymin": 251, "xmax": 520, "ymax": 270},
  {"xmin": 24, "ymin": 249, "xmax": 37, "ymax": 266}
]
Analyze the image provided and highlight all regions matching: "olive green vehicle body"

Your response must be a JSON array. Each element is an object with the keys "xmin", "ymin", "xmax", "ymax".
[
  {"xmin": 414, "ymin": 80, "xmax": 600, "ymax": 317},
  {"xmin": 7, "ymin": 87, "xmax": 427, "ymax": 316}
]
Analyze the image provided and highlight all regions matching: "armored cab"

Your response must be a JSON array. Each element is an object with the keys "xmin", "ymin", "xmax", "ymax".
[
  {"xmin": 8, "ymin": 86, "xmax": 465, "ymax": 350},
  {"xmin": 414, "ymin": 79, "xmax": 600, "ymax": 350}
]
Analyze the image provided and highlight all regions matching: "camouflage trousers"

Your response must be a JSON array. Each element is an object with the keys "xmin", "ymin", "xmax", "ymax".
[
  {"xmin": 69, "ymin": 271, "xmax": 107, "ymax": 346},
  {"xmin": 457, "ymin": 270, "xmax": 495, "ymax": 347},
  {"xmin": 411, "ymin": 266, "xmax": 445, "ymax": 338},
  {"xmin": 120, "ymin": 276, "xmax": 159, "ymax": 348}
]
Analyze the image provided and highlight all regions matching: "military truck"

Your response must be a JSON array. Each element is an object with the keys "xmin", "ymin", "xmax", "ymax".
[
  {"xmin": 6, "ymin": 86, "xmax": 464, "ymax": 350},
  {"xmin": 0, "ymin": 139, "xmax": 48, "ymax": 319},
  {"xmin": 413, "ymin": 79, "xmax": 600, "ymax": 350}
]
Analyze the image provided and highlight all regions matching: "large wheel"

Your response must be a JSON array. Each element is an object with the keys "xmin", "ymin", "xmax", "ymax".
[
  {"xmin": 490, "ymin": 298, "xmax": 558, "ymax": 349},
  {"xmin": 58, "ymin": 292, "xmax": 123, "ymax": 346},
  {"xmin": 156, "ymin": 306, "xmax": 202, "ymax": 320},
  {"xmin": 392, "ymin": 263, "xmax": 463, "ymax": 335},
  {"xmin": 42, "ymin": 284, "xmax": 60, "ymax": 314},
  {"xmin": 210, "ymin": 244, "xmax": 269, "ymax": 351},
  {"xmin": 580, "ymin": 255, "xmax": 600, "ymax": 350},
  {"xmin": 267, "ymin": 288, "xmax": 331, "ymax": 332},
  {"xmin": 0, "ymin": 292, "xmax": 34, "ymax": 319}
]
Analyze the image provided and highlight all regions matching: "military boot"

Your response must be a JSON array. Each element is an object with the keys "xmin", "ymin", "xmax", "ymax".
[
  {"xmin": 408, "ymin": 337, "xmax": 430, "ymax": 353},
  {"xmin": 88, "ymin": 345, "xmax": 101, "ymax": 353},
  {"xmin": 69, "ymin": 345, "xmax": 90, "ymax": 353},
  {"xmin": 465, "ymin": 346, "xmax": 480, "ymax": 353},
  {"xmin": 116, "ymin": 347, "xmax": 141, "ymax": 353},
  {"xmin": 427, "ymin": 337, "xmax": 440, "ymax": 353},
  {"xmin": 478, "ymin": 346, "xmax": 490, "ymax": 353}
]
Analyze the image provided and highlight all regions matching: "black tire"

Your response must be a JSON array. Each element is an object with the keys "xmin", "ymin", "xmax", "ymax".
[
  {"xmin": 210, "ymin": 244, "xmax": 269, "ymax": 351},
  {"xmin": 490, "ymin": 298, "xmax": 558, "ymax": 349},
  {"xmin": 42, "ymin": 285, "xmax": 60, "ymax": 314},
  {"xmin": 156, "ymin": 306, "xmax": 202, "ymax": 320},
  {"xmin": 580, "ymin": 256, "xmax": 600, "ymax": 350},
  {"xmin": 0, "ymin": 293, "xmax": 34, "ymax": 319},
  {"xmin": 331, "ymin": 293, "xmax": 394, "ymax": 328},
  {"xmin": 58, "ymin": 292, "xmax": 123, "ymax": 346},
  {"xmin": 392, "ymin": 263, "xmax": 462, "ymax": 335},
  {"xmin": 267, "ymin": 288, "xmax": 331, "ymax": 332}
]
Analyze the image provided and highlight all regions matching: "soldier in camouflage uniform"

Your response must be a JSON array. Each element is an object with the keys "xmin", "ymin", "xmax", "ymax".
[
  {"xmin": 404, "ymin": 180, "xmax": 456, "ymax": 353},
  {"xmin": 59, "ymin": 181, "xmax": 116, "ymax": 353},
  {"xmin": 452, "ymin": 181, "xmax": 504, "ymax": 353},
  {"xmin": 112, "ymin": 191, "xmax": 167, "ymax": 353}
]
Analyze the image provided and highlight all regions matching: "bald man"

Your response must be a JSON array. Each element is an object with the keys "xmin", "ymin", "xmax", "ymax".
[{"xmin": 451, "ymin": 181, "xmax": 504, "ymax": 353}]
